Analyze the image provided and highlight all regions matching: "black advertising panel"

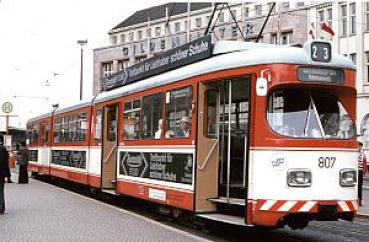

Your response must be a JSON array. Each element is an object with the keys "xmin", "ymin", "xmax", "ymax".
[
  {"xmin": 51, "ymin": 150, "xmax": 86, "ymax": 169},
  {"xmin": 311, "ymin": 41, "xmax": 331, "ymax": 63},
  {"xmin": 28, "ymin": 150, "xmax": 38, "ymax": 162},
  {"xmin": 103, "ymin": 35, "xmax": 213, "ymax": 91},
  {"xmin": 119, "ymin": 151, "xmax": 193, "ymax": 185},
  {"xmin": 298, "ymin": 67, "xmax": 344, "ymax": 84}
]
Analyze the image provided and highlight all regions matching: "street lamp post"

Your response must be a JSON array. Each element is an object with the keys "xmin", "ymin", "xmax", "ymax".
[{"xmin": 77, "ymin": 39, "xmax": 88, "ymax": 101}]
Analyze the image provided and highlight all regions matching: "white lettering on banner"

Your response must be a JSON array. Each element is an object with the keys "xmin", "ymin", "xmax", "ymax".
[{"xmin": 148, "ymin": 188, "xmax": 166, "ymax": 201}]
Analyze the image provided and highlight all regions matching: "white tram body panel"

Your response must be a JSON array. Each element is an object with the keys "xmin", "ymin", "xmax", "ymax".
[
  {"xmin": 88, "ymin": 146, "xmax": 102, "ymax": 177},
  {"xmin": 248, "ymin": 148, "xmax": 357, "ymax": 201}
]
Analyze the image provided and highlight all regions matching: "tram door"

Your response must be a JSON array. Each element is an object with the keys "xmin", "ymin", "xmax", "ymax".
[
  {"xmin": 101, "ymin": 104, "xmax": 118, "ymax": 190},
  {"xmin": 196, "ymin": 77, "xmax": 250, "ymax": 211},
  {"xmin": 218, "ymin": 79, "xmax": 250, "ymax": 199}
]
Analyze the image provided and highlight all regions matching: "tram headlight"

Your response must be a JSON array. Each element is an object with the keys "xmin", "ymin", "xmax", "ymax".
[
  {"xmin": 287, "ymin": 169, "xmax": 311, "ymax": 187},
  {"xmin": 339, "ymin": 169, "xmax": 357, "ymax": 187}
]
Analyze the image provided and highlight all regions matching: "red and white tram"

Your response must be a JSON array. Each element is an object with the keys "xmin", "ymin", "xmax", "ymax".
[{"xmin": 27, "ymin": 38, "xmax": 358, "ymax": 229}]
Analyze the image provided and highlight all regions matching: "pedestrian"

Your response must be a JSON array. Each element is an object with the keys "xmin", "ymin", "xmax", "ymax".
[
  {"xmin": 17, "ymin": 143, "xmax": 29, "ymax": 184},
  {"xmin": 0, "ymin": 141, "xmax": 9, "ymax": 214},
  {"xmin": 358, "ymin": 141, "xmax": 367, "ymax": 206}
]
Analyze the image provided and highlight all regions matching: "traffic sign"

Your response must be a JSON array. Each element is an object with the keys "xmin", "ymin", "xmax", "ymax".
[{"xmin": 2, "ymin": 102, "xmax": 13, "ymax": 113}]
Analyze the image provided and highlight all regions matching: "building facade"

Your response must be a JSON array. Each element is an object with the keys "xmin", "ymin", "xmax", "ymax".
[
  {"xmin": 93, "ymin": 2, "xmax": 309, "ymax": 95},
  {"xmin": 93, "ymin": 1, "xmax": 369, "ymax": 150}
]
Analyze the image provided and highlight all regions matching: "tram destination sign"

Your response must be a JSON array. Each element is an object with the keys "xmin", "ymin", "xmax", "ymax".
[
  {"xmin": 102, "ymin": 35, "xmax": 212, "ymax": 91},
  {"xmin": 297, "ymin": 67, "xmax": 344, "ymax": 84}
]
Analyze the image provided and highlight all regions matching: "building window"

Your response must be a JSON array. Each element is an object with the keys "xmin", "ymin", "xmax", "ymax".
[
  {"xmin": 135, "ymin": 56, "xmax": 146, "ymax": 64},
  {"xmin": 281, "ymin": 31, "xmax": 293, "ymax": 45},
  {"xmin": 349, "ymin": 3, "xmax": 356, "ymax": 35},
  {"xmin": 255, "ymin": 5, "xmax": 262, "ymax": 16},
  {"xmin": 349, "ymin": 53, "xmax": 356, "ymax": 65},
  {"xmin": 102, "ymin": 62, "xmax": 113, "ymax": 77},
  {"xmin": 184, "ymin": 20, "xmax": 188, "ymax": 31},
  {"xmin": 231, "ymin": 25, "xmax": 238, "ymax": 38},
  {"xmin": 155, "ymin": 26, "xmax": 161, "ymax": 37},
  {"xmin": 271, "ymin": 33, "xmax": 277, "ymax": 44},
  {"xmin": 365, "ymin": 51, "xmax": 369, "ymax": 83},
  {"xmin": 327, "ymin": 8, "xmax": 333, "ymax": 28},
  {"xmin": 142, "ymin": 93, "xmax": 163, "ymax": 139},
  {"xmin": 297, "ymin": 2, "xmax": 304, "ymax": 7},
  {"xmin": 244, "ymin": 7, "xmax": 249, "ymax": 19},
  {"xmin": 120, "ymin": 34, "xmax": 126, "ymax": 43},
  {"xmin": 123, "ymin": 100, "xmax": 141, "ymax": 140},
  {"xmin": 361, "ymin": 114, "xmax": 369, "ymax": 147},
  {"xmin": 129, "ymin": 32, "xmax": 134, "ymax": 41},
  {"xmin": 219, "ymin": 27, "xmax": 225, "ymax": 39},
  {"xmin": 172, "ymin": 36, "xmax": 181, "ymax": 48},
  {"xmin": 165, "ymin": 86, "xmax": 193, "ymax": 139},
  {"xmin": 230, "ymin": 10, "xmax": 237, "ymax": 21},
  {"xmin": 219, "ymin": 12, "xmax": 225, "ymax": 23},
  {"xmin": 366, "ymin": 2, "xmax": 369, "ymax": 31},
  {"xmin": 206, "ymin": 15, "xmax": 211, "ymax": 25},
  {"xmin": 318, "ymin": 10, "xmax": 325, "ymax": 23},
  {"xmin": 175, "ymin": 22, "xmax": 181, "ymax": 32},
  {"xmin": 118, "ymin": 59, "xmax": 130, "ymax": 70},
  {"xmin": 146, "ymin": 28, "xmax": 151, "ymax": 38},
  {"xmin": 160, "ymin": 39, "xmax": 166, "ymax": 49},
  {"xmin": 267, "ymin": 2, "xmax": 276, "ymax": 14},
  {"xmin": 138, "ymin": 30, "xmax": 143, "ymax": 40},
  {"xmin": 195, "ymin": 17, "xmax": 202, "ymax": 28},
  {"xmin": 111, "ymin": 36, "xmax": 117, "ymax": 45},
  {"xmin": 340, "ymin": 4, "xmax": 347, "ymax": 37}
]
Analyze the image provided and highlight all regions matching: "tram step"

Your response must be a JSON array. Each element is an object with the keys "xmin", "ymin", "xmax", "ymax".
[
  {"xmin": 208, "ymin": 197, "xmax": 245, "ymax": 206},
  {"xmin": 197, "ymin": 213, "xmax": 249, "ymax": 227},
  {"xmin": 101, "ymin": 189, "xmax": 118, "ymax": 195}
]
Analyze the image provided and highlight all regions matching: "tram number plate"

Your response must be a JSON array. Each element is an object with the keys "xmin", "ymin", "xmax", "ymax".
[{"xmin": 318, "ymin": 157, "xmax": 336, "ymax": 169}]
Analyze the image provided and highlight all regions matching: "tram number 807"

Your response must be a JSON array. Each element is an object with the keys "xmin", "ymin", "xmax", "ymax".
[{"xmin": 318, "ymin": 157, "xmax": 336, "ymax": 169}]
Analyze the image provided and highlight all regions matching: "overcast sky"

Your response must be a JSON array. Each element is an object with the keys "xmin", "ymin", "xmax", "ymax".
[{"xmin": 0, "ymin": 0, "xmax": 163, "ymax": 129}]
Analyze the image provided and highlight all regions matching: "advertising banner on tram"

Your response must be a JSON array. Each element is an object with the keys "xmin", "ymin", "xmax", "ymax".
[{"xmin": 119, "ymin": 151, "xmax": 193, "ymax": 185}]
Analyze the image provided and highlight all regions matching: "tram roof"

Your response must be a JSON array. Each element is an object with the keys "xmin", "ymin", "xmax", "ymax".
[
  {"xmin": 94, "ymin": 40, "xmax": 355, "ymax": 104},
  {"xmin": 27, "ymin": 112, "xmax": 52, "ymax": 124},
  {"xmin": 53, "ymin": 101, "xmax": 91, "ymax": 115}
]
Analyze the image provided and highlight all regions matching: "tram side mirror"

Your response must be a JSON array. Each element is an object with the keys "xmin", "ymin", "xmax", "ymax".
[{"xmin": 256, "ymin": 77, "xmax": 268, "ymax": 96}]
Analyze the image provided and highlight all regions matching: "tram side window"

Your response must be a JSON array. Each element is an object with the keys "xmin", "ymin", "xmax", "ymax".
[
  {"xmin": 205, "ymin": 90, "xmax": 219, "ymax": 138},
  {"xmin": 53, "ymin": 118, "xmax": 60, "ymax": 143},
  {"xmin": 142, "ymin": 93, "xmax": 163, "ymax": 139},
  {"xmin": 123, "ymin": 100, "xmax": 141, "ymax": 140},
  {"xmin": 94, "ymin": 109, "xmax": 102, "ymax": 140},
  {"xmin": 41, "ymin": 121, "xmax": 50, "ymax": 145},
  {"xmin": 77, "ymin": 112, "xmax": 87, "ymax": 142},
  {"xmin": 165, "ymin": 86, "xmax": 193, "ymax": 139},
  {"xmin": 68, "ymin": 115, "xmax": 77, "ymax": 142},
  {"xmin": 28, "ymin": 124, "xmax": 39, "ymax": 145}
]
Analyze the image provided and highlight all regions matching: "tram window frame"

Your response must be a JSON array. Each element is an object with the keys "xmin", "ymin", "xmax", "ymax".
[
  {"xmin": 165, "ymin": 86, "xmax": 193, "ymax": 139},
  {"xmin": 94, "ymin": 108, "xmax": 103, "ymax": 140},
  {"xmin": 28, "ymin": 123, "xmax": 39, "ymax": 145},
  {"xmin": 123, "ymin": 99, "xmax": 141, "ymax": 140},
  {"xmin": 77, "ymin": 112, "xmax": 87, "ymax": 142},
  {"xmin": 53, "ymin": 118, "xmax": 60, "ymax": 143},
  {"xmin": 204, "ymin": 90, "xmax": 219, "ymax": 138},
  {"xmin": 142, "ymin": 93, "xmax": 164, "ymax": 140}
]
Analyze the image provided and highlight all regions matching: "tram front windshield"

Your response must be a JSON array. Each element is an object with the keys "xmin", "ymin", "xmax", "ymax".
[{"xmin": 267, "ymin": 88, "xmax": 355, "ymax": 139}]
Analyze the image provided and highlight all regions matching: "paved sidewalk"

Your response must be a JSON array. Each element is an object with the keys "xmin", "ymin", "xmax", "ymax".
[
  {"xmin": 0, "ymin": 174, "xmax": 208, "ymax": 242},
  {"xmin": 358, "ymin": 173, "xmax": 369, "ymax": 216}
]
